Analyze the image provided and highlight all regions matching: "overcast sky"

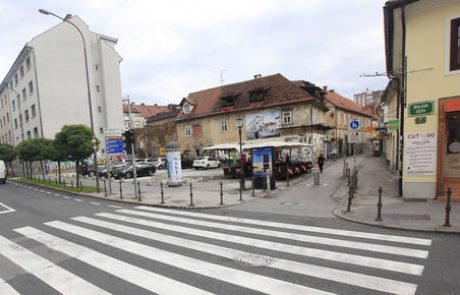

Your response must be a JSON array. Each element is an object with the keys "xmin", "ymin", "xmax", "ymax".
[{"xmin": 0, "ymin": 0, "xmax": 389, "ymax": 105}]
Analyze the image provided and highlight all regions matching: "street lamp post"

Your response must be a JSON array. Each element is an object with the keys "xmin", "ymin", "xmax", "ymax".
[
  {"xmin": 236, "ymin": 117, "xmax": 245, "ymax": 191},
  {"xmin": 38, "ymin": 9, "xmax": 99, "ymax": 192}
]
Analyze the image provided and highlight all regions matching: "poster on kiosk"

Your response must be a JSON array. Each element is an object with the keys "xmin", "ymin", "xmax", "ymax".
[{"xmin": 251, "ymin": 147, "xmax": 276, "ymax": 189}]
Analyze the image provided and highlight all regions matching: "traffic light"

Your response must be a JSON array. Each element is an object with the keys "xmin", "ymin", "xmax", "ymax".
[{"xmin": 123, "ymin": 128, "xmax": 135, "ymax": 154}]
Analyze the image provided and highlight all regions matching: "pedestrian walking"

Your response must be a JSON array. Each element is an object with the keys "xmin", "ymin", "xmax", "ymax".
[{"xmin": 317, "ymin": 153, "xmax": 325, "ymax": 173}]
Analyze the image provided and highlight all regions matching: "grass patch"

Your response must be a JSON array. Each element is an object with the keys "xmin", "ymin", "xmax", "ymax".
[{"xmin": 19, "ymin": 177, "xmax": 97, "ymax": 193}]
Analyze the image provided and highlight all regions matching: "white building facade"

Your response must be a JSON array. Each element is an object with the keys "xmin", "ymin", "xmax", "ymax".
[{"xmin": 0, "ymin": 16, "xmax": 124, "ymax": 154}]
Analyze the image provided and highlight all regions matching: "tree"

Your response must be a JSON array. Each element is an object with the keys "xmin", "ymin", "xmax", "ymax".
[
  {"xmin": 16, "ymin": 140, "xmax": 37, "ymax": 178},
  {"xmin": 32, "ymin": 138, "xmax": 54, "ymax": 179},
  {"xmin": 55, "ymin": 125, "xmax": 94, "ymax": 187},
  {"xmin": 46, "ymin": 139, "xmax": 68, "ymax": 183},
  {"xmin": 0, "ymin": 143, "xmax": 16, "ymax": 176}
]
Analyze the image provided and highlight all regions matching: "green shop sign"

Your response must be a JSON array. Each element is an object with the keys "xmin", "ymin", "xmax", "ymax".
[
  {"xmin": 388, "ymin": 119, "xmax": 400, "ymax": 131},
  {"xmin": 409, "ymin": 101, "xmax": 434, "ymax": 116}
]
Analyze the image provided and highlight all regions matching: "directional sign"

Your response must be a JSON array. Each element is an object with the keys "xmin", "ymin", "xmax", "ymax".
[
  {"xmin": 106, "ymin": 139, "xmax": 125, "ymax": 155},
  {"xmin": 348, "ymin": 119, "xmax": 361, "ymax": 131}
]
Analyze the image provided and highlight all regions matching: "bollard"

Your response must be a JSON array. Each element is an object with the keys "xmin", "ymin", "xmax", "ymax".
[
  {"xmin": 119, "ymin": 180, "xmax": 123, "ymax": 199},
  {"xmin": 346, "ymin": 184, "xmax": 353, "ymax": 213},
  {"xmin": 137, "ymin": 181, "xmax": 142, "ymax": 202},
  {"xmin": 313, "ymin": 168, "xmax": 320, "ymax": 185},
  {"xmin": 189, "ymin": 182, "xmax": 194, "ymax": 207},
  {"xmin": 252, "ymin": 176, "xmax": 255, "ymax": 197},
  {"xmin": 266, "ymin": 170, "xmax": 271, "ymax": 198},
  {"xmin": 103, "ymin": 179, "xmax": 107, "ymax": 197},
  {"xmin": 444, "ymin": 188, "xmax": 452, "ymax": 227},
  {"xmin": 220, "ymin": 181, "xmax": 224, "ymax": 205},
  {"xmin": 239, "ymin": 182, "xmax": 243, "ymax": 201},
  {"xmin": 286, "ymin": 166, "xmax": 290, "ymax": 187},
  {"xmin": 376, "ymin": 187, "xmax": 383, "ymax": 221},
  {"xmin": 160, "ymin": 182, "xmax": 164, "ymax": 204}
]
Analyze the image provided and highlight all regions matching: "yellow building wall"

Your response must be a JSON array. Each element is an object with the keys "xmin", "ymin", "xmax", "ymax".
[{"xmin": 404, "ymin": 2, "xmax": 460, "ymax": 184}]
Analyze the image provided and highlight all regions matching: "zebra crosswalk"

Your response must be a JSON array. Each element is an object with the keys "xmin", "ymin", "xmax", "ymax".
[{"xmin": 0, "ymin": 206, "xmax": 432, "ymax": 294}]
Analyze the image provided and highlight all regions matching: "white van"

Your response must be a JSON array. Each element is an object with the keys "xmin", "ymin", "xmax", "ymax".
[{"xmin": 0, "ymin": 160, "xmax": 6, "ymax": 184}]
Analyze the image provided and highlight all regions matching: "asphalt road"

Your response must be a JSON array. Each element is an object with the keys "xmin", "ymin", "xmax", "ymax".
[{"xmin": 0, "ymin": 181, "xmax": 460, "ymax": 295}]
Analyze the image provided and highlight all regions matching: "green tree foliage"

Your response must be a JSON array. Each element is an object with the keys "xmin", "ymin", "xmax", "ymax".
[
  {"xmin": 16, "ymin": 138, "xmax": 53, "ymax": 178},
  {"xmin": 47, "ymin": 139, "xmax": 68, "ymax": 183},
  {"xmin": 55, "ymin": 125, "xmax": 94, "ymax": 186},
  {"xmin": 0, "ymin": 143, "xmax": 16, "ymax": 176}
]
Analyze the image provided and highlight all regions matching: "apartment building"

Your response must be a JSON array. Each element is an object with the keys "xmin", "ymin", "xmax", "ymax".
[{"xmin": 0, "ymin": 15, "xmax": 123, "ymax": 153}]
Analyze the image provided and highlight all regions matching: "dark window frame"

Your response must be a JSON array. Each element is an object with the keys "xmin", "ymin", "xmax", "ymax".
[
  {"xmin": 220, "ymin": 95, "xmax": 237, "ymax": 107},
  {"xmin": 450, "ymin": 17, "xmax": 460, "ymax": 71},
  {"xmin": 249, "ymin": 88, "xmax": 268, "ymax": 102}
]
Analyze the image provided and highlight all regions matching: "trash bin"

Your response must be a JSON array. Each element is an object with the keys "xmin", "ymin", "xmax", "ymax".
[{"xmin": 312, "ymin": 168, "xmax": 320, "ymax": 185}]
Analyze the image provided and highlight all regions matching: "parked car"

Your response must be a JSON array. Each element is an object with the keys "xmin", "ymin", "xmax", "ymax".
[
  {"xmin": 113, "ymin": 163, "xmax": 156, "ymax": 179},
  {"xmin": 81, "ymin": 164, "xmax": 107, "ymax": 177},
  {"xmin": 193, "ymin": 157, "xmax": 221, "ymax": 169},
  {"xmin": 0, "ymin": 160, "xmax": 6, "ymax": 184},
  {"xmin": 148, "ymin": 157, "xmax": 166, "ymax": 169}
]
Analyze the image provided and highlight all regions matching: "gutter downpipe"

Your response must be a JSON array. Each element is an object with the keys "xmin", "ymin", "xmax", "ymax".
[{"xmin": 399, "ymin": 3, "xmax": 407, "ymax": 197}]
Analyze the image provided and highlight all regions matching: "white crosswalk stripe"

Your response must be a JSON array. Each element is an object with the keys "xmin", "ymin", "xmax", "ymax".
[{"xmin": 0, "ymin": 208, "xmax": 431, "ymax": 295}]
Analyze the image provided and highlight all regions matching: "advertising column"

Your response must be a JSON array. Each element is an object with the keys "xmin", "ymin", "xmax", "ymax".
[{"xmin": 166, "ymin": 142, "xmax": 183, "ymax": 187}]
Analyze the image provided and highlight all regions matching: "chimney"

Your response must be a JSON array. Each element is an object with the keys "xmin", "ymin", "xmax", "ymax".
[
  {"xmin": 141, "ymin": 103, "xmax": 145, "ymax": 106},
  {"xmin": 154, "ymin": 104, "xmax": 158, "ymax": 106},
  {"xmin": 323, "ymin": 86, "xmax": 328, "ymax": 92},
  {"xmin": 254, "ymin": 74, "xmax": 262, "ymax": 79},
  {"xmin": 330, "ymin": 89, "xmax": 335, "ymax": 93}
]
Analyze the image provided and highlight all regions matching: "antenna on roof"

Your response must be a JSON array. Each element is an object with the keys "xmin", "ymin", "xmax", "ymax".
[{"xmin": 219, "ymin": 69, "xmax": 227, "ymax": 86}]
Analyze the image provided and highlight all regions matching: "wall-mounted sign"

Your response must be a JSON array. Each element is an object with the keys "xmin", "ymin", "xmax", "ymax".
[
  {"xmin": 348, "ymin": 119, "xmax": 362, "ymax": 131},
  {"xmin": 388, "ymin": 119, "xmax": 400, "ymax": 131},
  {"xmin": 245, "ymin": 110, "xmax": 280, "ymax": 140},
  {"xmin": 445, "ymin": 99, "xmax": 460, "ymax": 112},
  {"xmin": 415, "ymin": 117, "xmax": 427, "ymax": 124},
  {"xmin": 409, "ymin": 101, "xmax": 434, "ymax": 116},
  {"xmin": 406, "ymin": 131, "xmax": 437, "ymax": 176}
]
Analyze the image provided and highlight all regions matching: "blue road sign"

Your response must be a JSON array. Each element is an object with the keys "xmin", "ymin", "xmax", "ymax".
[
  {"xmin": 349, "ymin": 119, "xmax": 361, "ymax": 130},
  {"xmin": 106, "ymin": 140, "xmax": 125, "ymax": 154}
]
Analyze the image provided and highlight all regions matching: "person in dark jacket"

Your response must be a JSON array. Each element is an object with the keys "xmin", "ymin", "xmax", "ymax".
[{"xmin": 317, "ymin": 153, "xmax": 325, "ymax": 173}]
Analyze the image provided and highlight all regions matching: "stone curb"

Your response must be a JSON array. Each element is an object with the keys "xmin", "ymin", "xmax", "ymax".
[
  {"xmin": 10, "ymin": 179, "xmax": 258, "ymax": 210},
  {"xmin": 331, "ymin": 208, "xmax": 460, "ymax": 234}
]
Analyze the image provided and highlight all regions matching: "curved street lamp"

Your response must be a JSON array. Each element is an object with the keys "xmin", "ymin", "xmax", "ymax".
[{"xmin": 38, "ymin": 9, "xmax": 100, "ymax": 192}]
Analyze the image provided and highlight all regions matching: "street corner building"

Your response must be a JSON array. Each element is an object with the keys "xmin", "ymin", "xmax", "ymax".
[
  {"xmin": 383, "ymin": 0, "xmax": 460, "ymax": 200},
  {"xmin": 0, "ymin": 15, "xmax": 124, "ymax": 153}
]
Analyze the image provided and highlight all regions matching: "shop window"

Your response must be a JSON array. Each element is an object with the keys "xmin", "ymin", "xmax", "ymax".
[
  {"xmin": 445, "ymin": 111, "xmax": 460, "ymax": 176},
  {"xmin": 450, "ymin": 18, "xmax": 460, "ymax": 71}
]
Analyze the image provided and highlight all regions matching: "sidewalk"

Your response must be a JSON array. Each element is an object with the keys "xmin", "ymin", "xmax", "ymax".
[{"xmin": 333, "ymin": 155, "xmax": 460, "ymax": 233}]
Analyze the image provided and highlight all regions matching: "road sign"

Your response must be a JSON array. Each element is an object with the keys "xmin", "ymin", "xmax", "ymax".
[
  {"xmin": 409, "ymin": 101, "xmax": 434, "ymax": 116},
  {"xmin": 106, "ymin": 139, "xmax": 125, "ymax": 155},
  {"xmin": 348, "ymin": 119, "xmax": 362, "ymax": 131},
  {"xmin": 388, "ymin": 119, "xmax": 400, "ymax": 131}
]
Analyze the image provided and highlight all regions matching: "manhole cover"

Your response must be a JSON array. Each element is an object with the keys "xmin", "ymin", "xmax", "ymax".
[
  {"xmin": 280, "ymin": 201, "xmax": 298, "ymax": 206},
  {"xmin": 233, "ymin": 253, "xmax": 272, "ymax": 267}
]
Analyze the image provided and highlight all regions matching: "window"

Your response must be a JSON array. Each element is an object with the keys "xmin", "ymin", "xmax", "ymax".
[
  {"xmin": 19, "ymin": 114, "xmax": 22, "ymax": 125},
  {"xmin": 6, "ymin": 113, "xmax": 9, "ymax": 123},
  {"xmin": 24, "ymin": 110, "xmax": 29, "ymax": 122},
  {"xmin": 95, "ymin": 64, "xmax": 99, "ymax": 71},
  {"xmin": 220, "ymin": 95, "xmax": 236, "ymax": 107},
  {"xmin": 31, "ymin": 104, "xmax": 36, "ymax": 118},
  {"xmin": 12, "ymin": 100, "xmax": 15, "ymax": 111},
  {"xmin": 96, "ymin": 85, "xmax": 100, "ymax": 92},
  {"xmin": 14, "ymin": 119, "xmax": 17, "ymax": 129},
  {"xmin": 26, "ymin": 57, "xmax": 31, "ymax": 71},
  {"xmin": 27, "ymin": 131, "xmax": 31, "ymax": 139},
  {"xmin": 183, "ymin": 103, "xmax": 192, "ymax": 114},
  {"xmin": 193, "ymin": 125, "xmax": 202, "ymax": 137},
  {"xmin": 282, "ymin": 111, "xmax": 292, "ymax": 125},
  {"xmin": 100, "ymin": 127, "xmax": 104, "ymax": 134},
  {"xmin": 450, "ymin": 18, "xmax": 460, "ymax": 71},
  {"xmin": 185, "ymin": 125, "xmax": 192, "ymax": 136},
  {"xmin": 221, "ymin": 120, "xmax": 228, "ymax": 132},
  {"xmin": 33, "ymin": 127, "xmax": 39, "ymax": 138},
  {"xmin": 14, "ymin": 74, "xmax": 18, "ymax": 85},
  {"xmin": 22, "ymin": 88, "xmax": 27, "ymax": 101},
  {"xmin": 249, "ymin": 88, "xmax": 268, "ymax": 102},
  {"xmin": 20, "ymin": 66, "xmax": 24, "ymax": 78},
  {"xmin": 28, "ymin": 81, "xmax": 33, "ymax": 95},
  {"xmin": 98, "ymin": 106, "xmax": 102, "ymax": 113}
]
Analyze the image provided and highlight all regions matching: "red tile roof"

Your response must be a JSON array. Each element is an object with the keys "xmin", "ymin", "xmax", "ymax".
[
  {"xmin": 325, "ymin": 91, "xmax": 376, "ymax": 118},
  {"xmin": 176, "ymin": 74, "xmax": 315, "ymax": 120},
  {"xmin": 123, "ymin": 103, "xmax": 170, "ymax": 118}
]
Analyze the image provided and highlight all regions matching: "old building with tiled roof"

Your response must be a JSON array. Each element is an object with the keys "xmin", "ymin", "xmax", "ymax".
[
  {"xmin": 123, "ymin": 102, "xmax": 170, "ymax": 129},
  {"xmin": 175, "ymin": 73, "xmax": 331, "ymax": 158}
]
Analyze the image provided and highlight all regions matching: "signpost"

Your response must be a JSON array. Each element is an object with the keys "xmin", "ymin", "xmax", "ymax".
[
  {"xmin": 409, "ymin": 101, "xmax": 434, "ymax": 116},
  {"xmin": 105, "ymin": 128, "xmax": 124, "ymax": 195},
  {"xmin": 348, "ymin": 119, "xmax": 361, "ymax": 167}
]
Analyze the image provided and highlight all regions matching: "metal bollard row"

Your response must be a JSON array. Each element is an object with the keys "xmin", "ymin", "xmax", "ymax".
[{"xmin": 444, "ymin": 188, "xmax": 452, "ymax": 227}]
